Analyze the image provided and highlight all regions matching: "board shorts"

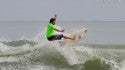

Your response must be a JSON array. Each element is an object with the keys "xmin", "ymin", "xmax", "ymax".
[{"xmin": 47, "ymin": 34, "xmax": 63, "ymax": 41}]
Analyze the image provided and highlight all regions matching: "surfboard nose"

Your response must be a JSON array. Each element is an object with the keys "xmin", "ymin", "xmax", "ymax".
[{"xmin": 81, "ymin": 27, "xmax": 87, "ymax": 33}]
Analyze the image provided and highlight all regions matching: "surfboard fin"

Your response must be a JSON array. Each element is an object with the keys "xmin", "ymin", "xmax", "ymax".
[{"xmin": 79, "ymin": 35, "xmax": 81, "ymax": 39}]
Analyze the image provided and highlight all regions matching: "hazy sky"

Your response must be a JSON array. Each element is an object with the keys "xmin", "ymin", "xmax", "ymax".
[{"xmin": 0, "ymin": 0, "xmax": 125, "ymax": 21}]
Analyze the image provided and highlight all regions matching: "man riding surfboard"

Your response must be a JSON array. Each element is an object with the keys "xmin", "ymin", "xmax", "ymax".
[{"xmin": 46, "ymin": 14, "xmax": 75, "ymax": 41}]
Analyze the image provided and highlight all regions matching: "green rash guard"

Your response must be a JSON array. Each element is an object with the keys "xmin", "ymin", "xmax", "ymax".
[{"xmin": 46, "ymin": 23, "xmax": 55, "ymax": 37}]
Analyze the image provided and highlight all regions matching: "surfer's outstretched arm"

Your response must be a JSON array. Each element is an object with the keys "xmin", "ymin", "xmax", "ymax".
[
  {"xmin": 53, "ymin": 14, "xmax": 64, "ymax": 32},
  {"xmin": 54, "ymin": 14, "xmax": 57, "ymax": 20},
  {"xmin": 53, "ymin": 14, "xmax": 75, "ymax": 40},
  {"xmin": 54, "ymin": 27, "xmax": 65, "ymax": 32}
]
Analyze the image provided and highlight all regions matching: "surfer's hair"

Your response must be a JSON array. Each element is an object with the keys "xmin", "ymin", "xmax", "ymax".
[{"xmin": 49, "ymin": 18, "xmax": 56, "ymax": 23}]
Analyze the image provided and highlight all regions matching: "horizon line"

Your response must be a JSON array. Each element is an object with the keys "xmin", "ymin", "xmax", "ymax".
[{"xmin": 0, "ymin": 20, "xmax": 125, "ymax": 22}]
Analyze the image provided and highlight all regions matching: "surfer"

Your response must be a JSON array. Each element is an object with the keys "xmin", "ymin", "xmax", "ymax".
[{"xmin": 46, "ymin": 14, "xmax": 75, "ymax": 41}]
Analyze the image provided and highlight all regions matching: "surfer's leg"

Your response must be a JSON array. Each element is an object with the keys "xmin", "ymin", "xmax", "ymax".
[
  {"xmin": 47, "ymin": 34, "xmax": 63, "ymax": 41},
  {"xmin": 54, "ymin": 34, "xmax": 63, "ymax": 40},
  {"xmin": 63, "ymin": 34, "xmax": 75, "ymax": 40}
]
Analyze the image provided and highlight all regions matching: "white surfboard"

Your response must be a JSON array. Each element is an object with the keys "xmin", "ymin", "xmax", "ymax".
[{"xmin": 60, "ymin": 27, "xmax": 88, "ymax": 46}]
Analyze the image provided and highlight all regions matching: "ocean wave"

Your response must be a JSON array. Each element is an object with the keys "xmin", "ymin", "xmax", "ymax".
[{"xmin": 0, "ymin": 40, "xmax": 124, "ymax": 70}]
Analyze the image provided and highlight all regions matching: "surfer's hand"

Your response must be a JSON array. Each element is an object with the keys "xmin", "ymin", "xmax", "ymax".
[
  {"xmin": 61, "ymin": 29, "xmax": 65, "ymax": 32},
  {"xmin": 54, "ymin": 14, "xmax": 57, "ymax": 19}
]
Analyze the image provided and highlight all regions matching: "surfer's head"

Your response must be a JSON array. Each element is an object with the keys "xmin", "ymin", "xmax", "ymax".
[{"xmin": 49, "ymin": 18, "xmax": 56, "ymax": 25}]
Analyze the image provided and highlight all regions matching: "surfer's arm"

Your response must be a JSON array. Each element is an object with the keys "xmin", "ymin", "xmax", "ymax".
[
  {"xmin": 54, "ymin": 14, "xmax": 64, "ymax": 32},
  {"xmin": 54, "ymin": 27, "xmax": 64, "ymax": 32},
  {"xmin": 54, "ymin": 14, "xmax": 57, "ymax": 20}
]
